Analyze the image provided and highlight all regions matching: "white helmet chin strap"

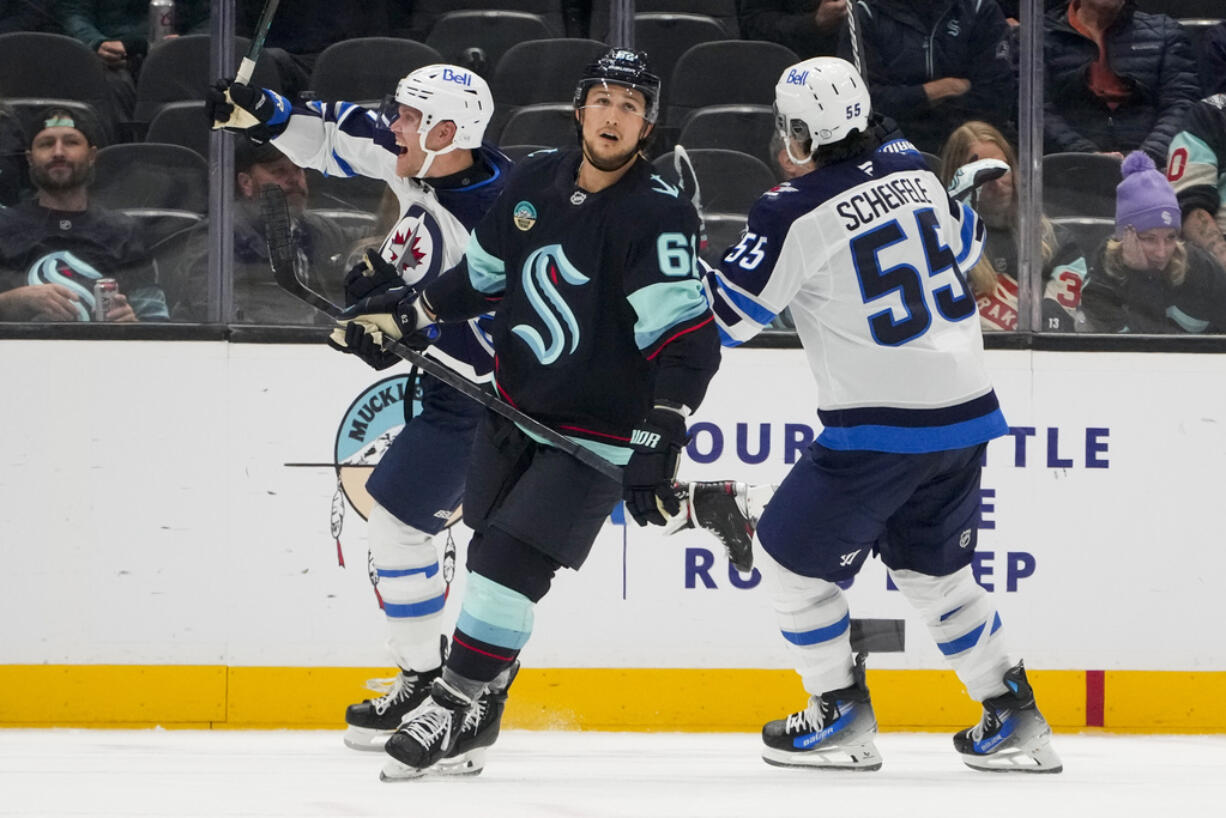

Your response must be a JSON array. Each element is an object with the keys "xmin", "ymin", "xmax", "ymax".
[
  {"xmin": 783, "ymin": 136, "xmax": 815, "ymax": 167},
  {"xmin": 413, "ymin": 127, "xmax": 459, "ymax": 179}
]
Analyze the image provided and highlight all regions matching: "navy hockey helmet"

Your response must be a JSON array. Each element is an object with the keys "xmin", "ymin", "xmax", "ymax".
[{"xmin": 572, "ymin": 48, "xmax": 661, "ymax": 124}]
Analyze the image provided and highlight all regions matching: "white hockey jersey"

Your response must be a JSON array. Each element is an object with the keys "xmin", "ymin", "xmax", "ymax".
[
  {"xmin": 263, "ymin": 94, "xmax": 506, "ymax": 381},
  {"xmin": 706, "ymin": 142, "xmax": 1008, "ymax": 453}
]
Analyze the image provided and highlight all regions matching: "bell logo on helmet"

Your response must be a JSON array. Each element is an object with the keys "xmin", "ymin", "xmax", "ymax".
[
  {"xmin": 785, "ymin": 69, "xmax": 810, "ymax": 86},
  {"xmin": 440, "ymin": 68, "xmax": 472, "ymax": 87}
]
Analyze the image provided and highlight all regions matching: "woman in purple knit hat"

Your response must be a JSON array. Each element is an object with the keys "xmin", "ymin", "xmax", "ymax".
[{"xmin": 1077, "ymin": 151, "xmax": 1226, "ymax": 333}]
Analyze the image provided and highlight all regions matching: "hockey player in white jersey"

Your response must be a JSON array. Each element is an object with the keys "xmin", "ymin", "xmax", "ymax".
[
  {"xmin": 207, "ymin": 65, "xmax": 514, "ymax": 769},
  {"xmin": 704, "ymin": 57, "xmax": 1061, "ymax": 774}
]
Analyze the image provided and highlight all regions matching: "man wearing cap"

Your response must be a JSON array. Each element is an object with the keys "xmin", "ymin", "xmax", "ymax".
[
  {"xmin": 0, "ymin": 107, "xmax": 167, "ymax": 322},
  {"xmin": 172, "ymin": 136, "xmax": 362, "ymax": 323}
]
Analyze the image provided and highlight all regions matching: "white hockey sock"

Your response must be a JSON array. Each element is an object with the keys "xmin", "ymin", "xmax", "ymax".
[
  {"xmin": 888, "ymin": 566, "xmax": 1013, "ymax": 701},
  {"xmin": 367, "ymin": 502, "xmax": 445, "ymax": 673},
  {"xmin": 759, "ymin": 546, "xmax": 855, "ymax": 695}
]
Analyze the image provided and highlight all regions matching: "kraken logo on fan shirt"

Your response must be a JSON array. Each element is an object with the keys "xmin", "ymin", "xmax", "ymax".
[
  {"xmin": 26, "ymin": 251, "xmax": 107, "ymax": 321},
  {"xmin": 512, "ymin": 244, "xmax": 590, "ymax": 365}
]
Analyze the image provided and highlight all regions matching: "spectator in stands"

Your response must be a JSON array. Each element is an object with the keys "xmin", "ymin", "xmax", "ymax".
[
  {"xmin": 842, "ymin": 0, "xmax": 1016, "ymax": 154},
  {"xmin": 1201, "ymin": 21, "xmax": 1226, "ymax": 97},
  {"xmin": 939, "ymin": 120, "xmax": 1084, "ymax": 332},
  {"xmin": 1043, "ymin": 0, "xmax": 1200, "ymax": 164},
  {"xmin": 739, "ymin": 0, "xmax": 848, "ymax": 58},
  {"xmin": 1166, "ymin": 94, "xmax": 1226, "ymax": 273},
  {"xmin": 0, "ymin": 0, "xmax": 59, "ymax": 34},
  {"xmin": 173, "ymin": 137, "xmax": 363, "ymax": 323},
  {"xmin": 1077, "ymin": 150, "xmax": 1226, "ymax": 333},
  {"xmin": 0, "ymin": 107, "xmax": 167, "ymax": 322},
  {"xmin": 56, "ymin": 0, "xmax": 210, "ymax": 121}
]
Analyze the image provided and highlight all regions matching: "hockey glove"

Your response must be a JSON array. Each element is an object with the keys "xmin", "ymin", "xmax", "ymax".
[
  {"xmin": 328, "ymin": 286, "xmax": 439, "ymax": 361},
  {"xmin": 945, "ymin": 157, "xmax": 1010, "ymax": 206},
  {"xmin": 623, "ymin": 405, "xmax": 688, "ymax": 527},
  {"xmin": 344, "ymin": 248, "xmax": 403, "ymax": 306},
  {"xmin": 207, "ymin": 79, "xmax": 277, "ymax": 141}
]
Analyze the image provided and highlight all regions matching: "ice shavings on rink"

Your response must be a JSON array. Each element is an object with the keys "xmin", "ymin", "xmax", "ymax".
[{"xmin": 1, "ymin": 729, "xmax": 1222, "ymax": 817}]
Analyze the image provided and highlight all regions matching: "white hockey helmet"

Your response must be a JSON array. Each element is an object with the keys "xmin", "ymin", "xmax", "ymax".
[
  {"xmin": 773, "ymin": 57, "xmax": 871, "ymax": 164},
  {"xmin": 387, "ymin": 63, "xmax": 493, "ymax": 149}
]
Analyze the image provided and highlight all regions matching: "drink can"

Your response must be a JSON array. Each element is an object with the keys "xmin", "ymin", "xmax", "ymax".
[
  {"xmin": 149, "ymin": 0, "xmax": 175, "ymax": 44},
  {"xmin": 94, "ymin": 278, "xmax": 119, "ymax": 322}
]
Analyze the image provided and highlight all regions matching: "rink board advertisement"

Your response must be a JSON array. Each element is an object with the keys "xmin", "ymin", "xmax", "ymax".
[{"xmin": 1, "ymin": 341, "xmax": 1224, "ymax": 731}]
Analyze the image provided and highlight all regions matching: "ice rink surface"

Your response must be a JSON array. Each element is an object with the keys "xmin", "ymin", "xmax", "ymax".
[{"xmin": 2, "ymin": 729, "xmax": 1223, "ymax": 817}]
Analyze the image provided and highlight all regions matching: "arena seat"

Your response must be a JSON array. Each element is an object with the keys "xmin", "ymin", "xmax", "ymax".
[
  {"xmin": 410, "ymin": 0, "xmax": 565, "ymax": 39},
  {"xmin": 425, "ymin": 11, "xmax": 553, "ymax": 79},
  {"xmin": 93, "ymin": 143, "xmax": 209, "ymax": 213},
  {"xmin": 667, "ymin": 41, "xmax": 799, "ymax": 127},
  {"xmin": 498, "ymin": 103, "xmax": 575, "ymax": 149},
  {"xmin": 652, "ymin": 148, "xmax": 776, "ymax": 214},
  {"xmin": 0, "ymin": 32, "xmax": 116, "ymax": 143},
  {"xmin": 146, "ymin": 102, "xmax": 209, "ymax": 158},
  {"xmin": 1042, "ymin": 151, "xmax": 1122, "ymax": 219},
  {"xmin": 134, "ymin": 35, "xmax": 282, "ymax": 124},
  {"xmin": 590, "ymin": 0, "xmax": 739, "ymax": 39},
  {"xmin": 489, "ymin": 38, "xmax": 607, "ymax": 141},
  {"xmin": 678, "ymin": 105, "xmax": 776, "ymax": 170},
  {"xmin": 308, "ymin": 38, "xmax": 443, "ymax": 104}
]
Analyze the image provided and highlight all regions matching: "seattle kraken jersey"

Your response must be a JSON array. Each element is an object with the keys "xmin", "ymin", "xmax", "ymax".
[
  {"xmin": 1167, "ymin": 94, "xmax": 1226, "ymax": 235},
  {"xmin": 706, "ymin": 146, "xmax": 1007, "ymax": 453},
  {"xmin": 431, "ymin": 148, "xmax": 714, "ymax": 461},
  {"xmin": 264, "ymin": 91, "xmax": 507, "ymax": 381}
]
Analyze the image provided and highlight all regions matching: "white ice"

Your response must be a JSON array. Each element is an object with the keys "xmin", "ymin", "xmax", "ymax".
[{"xmin": 2, "ymin": 729, "xmax": 1222, "ymax": 817}]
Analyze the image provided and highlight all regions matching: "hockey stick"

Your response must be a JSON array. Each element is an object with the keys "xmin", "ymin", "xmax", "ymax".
[
  {"xmin": 259, "ymin": 185, "xmax": 623, "ymax": 484},
  {"xmin": 235, "ymin": 0, "xmax": 282, "ymax": 84},
  {"xmin": 846, "ymin": 1, "xmax": 866, "ymax": 80}
]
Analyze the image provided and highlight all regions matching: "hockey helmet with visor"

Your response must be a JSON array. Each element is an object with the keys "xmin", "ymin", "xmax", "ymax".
[
  {"xmin": 773, "ymin": 57, "xmax": 871, "ymax": 165},
  {"xmin": 572, "ymin": 48, "xmax": 661, "ymax": 125}
]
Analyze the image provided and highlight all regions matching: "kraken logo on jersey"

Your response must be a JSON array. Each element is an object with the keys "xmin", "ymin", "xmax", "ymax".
[
  {"xmin": 512, "ymin": 244, "xmax": 590, "ymax": 365},
  {"xmin": 26, "ymin": 251, "xmax": 105, "ymax": 322},
  {"xmin": 381, "ymin": 204, "xmax": 444, "ymax": 288}
]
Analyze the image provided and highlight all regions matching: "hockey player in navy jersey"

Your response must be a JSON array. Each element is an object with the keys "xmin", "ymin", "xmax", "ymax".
[
  {"xmin": 333, "ymin": 48, "xmax": 721, "ymax": 779},
  {"xmin": 208, "ymin": 65, "xmax": 514, "ymax": 765},
  {"xmin": 704, "ymin": 57, "xmax": 1061, "ymax": 774}
]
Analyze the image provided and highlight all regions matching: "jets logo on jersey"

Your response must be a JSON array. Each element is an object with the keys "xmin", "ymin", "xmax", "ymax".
[
  {"xmin": 382, "ymin": 204, "xmax": 444, "ymax": 287},
  {"xmin": 512, "ymin": 244, "xmax": 590, "ymax": 365}
]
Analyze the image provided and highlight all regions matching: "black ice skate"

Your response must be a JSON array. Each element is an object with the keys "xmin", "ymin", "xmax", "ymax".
[
  {"xmin": 433, "ymin": 661, "xmax": 520, "ymax": 776},
  {"xmin": 954, "ymin": 661, "xmax": 1062, "ymax": 773},
  {"xmin": 762, "ymin": 653, "xmax": 882, "ymax": 771},
  {"xmin": 664, "ymin": 480, "xmax": 758, "ymax": 572},
  {"xmin": 379, "ymin": 678, "xmax": 476, "ymax": 780},
  {"xmin": 343, "ymin": 665, "xmax": 443, "ymax": 751}
]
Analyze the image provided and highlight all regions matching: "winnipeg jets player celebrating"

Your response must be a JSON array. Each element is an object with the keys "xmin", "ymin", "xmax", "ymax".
[
  {"xmin": 208, "ymin": 65, "xmax": 513, "ymax": 764},
  {"xmin": 706, "ymin": 58, "xmax": 1061, "ymax": 774},
  {"xmin": 336, "ymin": 48, "xmax": 720, "ymax": 779}
]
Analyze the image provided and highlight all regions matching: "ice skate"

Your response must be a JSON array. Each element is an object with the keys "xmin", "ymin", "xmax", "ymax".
[
  {"xmin": 432, "ymin": 661, "xmax": 520, "ymax": 777},
  {"xmin": 343, "ymin": 665, "xmax": 443, "ymax": 751},
  {"xmin": 762, "ymin": 653, "xmax": 882, "ymax": 771},
  {"xmin": 954, "ymin": 661, "xmax": 1062, "ymax": 773},
  {"xmin": 664, "ymin": 480, "xmax": 771, "ymax": 572}
]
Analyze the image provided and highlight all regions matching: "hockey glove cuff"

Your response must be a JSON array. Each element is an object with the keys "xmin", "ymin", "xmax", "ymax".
[
  {"xmin": 329, "ymin": 287, "xmax": 439, "ymax": 358},
  {"xmin": 344, "ymin": 248, "xmax": 404, "ymax": 306},
  {"xmin": 207, "ymin": 79, "xmax": 278, "ymax": 141},
  {"xmin": 623, "ymin": 405, "xmax": 688, "ymax": 527},
  {"xmin": 945, "ymin": 158, "xmax": 1009, "ymax": 205}
]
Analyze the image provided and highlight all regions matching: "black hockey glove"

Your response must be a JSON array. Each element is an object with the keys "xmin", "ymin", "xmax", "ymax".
[
  {"xmin": 207, "ymin": 79, "xmax": 277, "ymax": 141},
  {"xmin": 331, "ymin": 320, "xmax": 400, "ymax": 370},
  {"xmin": 344, "ymin": 248, "xmax": 403, "ymax": 307},
  {"xmin": 328, "ymin": 286, "xmax": 439, "ymax": 361},
  {"xmin": 623, "ymin": 405, "xmax": 688, "ymax": 527}
]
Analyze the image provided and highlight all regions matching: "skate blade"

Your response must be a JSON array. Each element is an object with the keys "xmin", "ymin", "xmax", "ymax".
[
  {"xmin": 960, "ymin": 741, "xmax": 1063, "ymax": 774},
  {"xmin": 762, "ymin": 741, "xmax": 883, "ymax": 772},
  {"xmin": 343, "ymin": 726, "xmax": 391, "ymax": 752},
  {"xmin": 379, "ymin": 758, "xmax": 429, "ymax": 782}
]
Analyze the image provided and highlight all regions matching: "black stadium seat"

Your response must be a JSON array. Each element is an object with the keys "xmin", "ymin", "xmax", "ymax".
[
  {"xmin": 411, "ymin": 0, "xmax": 565, "ymax": 39},
  {"xmin": 489, "ymin": 38, "xmax": 607, "ymax": 141},
  {"xmin": 146, "ymin": 101, "xmax": 210, "ymax": 158},
  {"xmin": 0, "ymin": 32, "xmax": 117, "ymax": 143},
  {"xmin": 134, "ymin": 35, "xmax": 282, "ymax": 124},
  {"xmin": 678, "ymin": 105, "xmax": 777, "ymax": 170},
  {"xmin": 92, "ymin": 143, "xmax": 209, "ymax": 214},
  {"xmin": 425, "ymin": 11, "xmax": 553, "ymax": 79},
  {"xmin": 309, "ymin": 38, "xmax": 443, "ymax": 104},
  {"xmin": 1042, "ymin": 151, "xmax": 1123, "ymax": 219},
  {"xmin": 666, "ymin": 41, "xmax": 799, "ymax": 127},
  {"xmin": 632, "ymin": 14, "xmax": 728, "ymax": 114},
  {"xmin": 590, "ymin": 0, "xmax": 739, "ymax": 40},
  {"xmin": 652, "ymin": 148, "xmax": 776, "ymax": 215},
  {"xmin": 498, "ymin": 103, "xmax": 576, "ymax": 149}
]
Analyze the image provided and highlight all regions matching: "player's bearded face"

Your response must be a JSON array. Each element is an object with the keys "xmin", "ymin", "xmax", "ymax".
[
  {"xmin": 28, "ymin": 127, "xmax": 96, "ymax": 193},
  {"xmin": 578, "ymin": 84, "xmax": 651, "ymax": 172}
]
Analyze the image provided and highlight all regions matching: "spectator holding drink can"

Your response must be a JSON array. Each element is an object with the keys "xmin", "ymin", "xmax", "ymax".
[{"xmin": 0, "ymin": 107, "xmax": 168, "ymax": 322}]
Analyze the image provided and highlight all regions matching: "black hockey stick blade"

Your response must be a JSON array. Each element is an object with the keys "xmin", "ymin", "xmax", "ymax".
[
  {"xmin": 849, "ymin": 618, "xmax": 906, "ymax": 654},
  {"xmin": 259, "ymin": 185, "xmax": 623, "ymax": 484}
]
